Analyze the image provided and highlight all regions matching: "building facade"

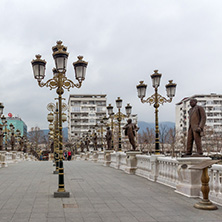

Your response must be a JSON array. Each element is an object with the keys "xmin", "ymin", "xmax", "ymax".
[
  {"xmin": 68, "ymin": 94, "xmax": 107, "ymax": 141},
  {"xmin": 176, "ymin": 93, "xmax": 222, "ymax": 134},
  {"xmin": 1, "ymin": 116, "xmax": 27, "ymax": 137}
]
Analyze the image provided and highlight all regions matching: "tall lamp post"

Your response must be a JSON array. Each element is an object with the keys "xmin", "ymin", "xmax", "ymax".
[
  {"xmin": 9, "ymin": 123, "xmax": 15, "ymax": 151},
  {"xmin": 116, "ymin": 97, "xmax": 123, "ymax": 151},
  {"xmin": 1, "ymin": 115, "xmax": 7, "ymax": 151},
  {"xmin": 136, "ymin": 70, "xmax": 176, "ymax": 155},
  {"xmin": 0, "ymin": 103, "xmax": 4, "ymax": 151},
  {"xmin": 47, "ymin": 102, "xmax": 59, "ymax": 174},
  {"xmin": 31, "ymin": 40, "xmax": 88, "ymax": 198},
  {"xmin": 107, "ymin": 104, "xmax": 114, "ymax": 150},
  {"xmin": 109, "ymin": 98, "xmax": 132, "ymax": 151}
]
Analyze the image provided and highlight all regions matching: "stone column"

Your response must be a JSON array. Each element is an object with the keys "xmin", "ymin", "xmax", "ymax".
[
  {"xmin": 92, "ymin": 151, "xmax": 98, "ymax": 162},
  {"xmin": 85, "ymin": 152, "xmax": 90, "ymax": 160},
  {"xmin": 149, "ymin": 154, "xmax": 165, "ymax": 182},
  {"xmin": 103, "ymin": 150, "xmax": 113, "ymax": 167},
  {"xmin": 1, "ymin": 152, "xmax": 8, "ymax": 167},
  {"xmin": 176, "ymin": 157, "xmax": 211, "ymax": 197},
  {"xmin": 12, "ymin": 151, "xmax": 18, "ymax": 163}
]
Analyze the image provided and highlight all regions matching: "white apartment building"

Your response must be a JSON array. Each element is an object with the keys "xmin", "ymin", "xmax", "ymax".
[
  {"xmin": 68, "ymin": 94, "xmax": 107, "ymax": 141},
  {"xmin": 176, "ymin": 93, "xmax": 222, "ymax": 134}
]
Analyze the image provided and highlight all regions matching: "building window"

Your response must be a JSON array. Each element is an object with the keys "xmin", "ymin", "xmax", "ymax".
[{"xmin": 72, "ymin": 107, "xmax": 80, "ymax": 112}]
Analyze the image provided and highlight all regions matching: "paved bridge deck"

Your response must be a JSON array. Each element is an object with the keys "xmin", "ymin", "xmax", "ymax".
[{"xmin": 0, "ymin": 160, "xmax": 221, "ymax": 222}]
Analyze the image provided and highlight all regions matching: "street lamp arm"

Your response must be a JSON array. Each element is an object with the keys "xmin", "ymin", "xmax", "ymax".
[
  {"xmin": 141, "ymin": 93, "xmax": 172, "ymax": 105},
  {"xmin": 38, "ymin": 77, "xmax": 58, "ymax": 90},
  {"xmin": 37, "ymin": 74, "xmax": 82, "ymax": 91}
]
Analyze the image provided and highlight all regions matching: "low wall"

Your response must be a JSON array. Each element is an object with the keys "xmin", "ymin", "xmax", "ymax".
[{"xmin": 0, "ymin": 151, "xmax": 36, "ymax": 168}]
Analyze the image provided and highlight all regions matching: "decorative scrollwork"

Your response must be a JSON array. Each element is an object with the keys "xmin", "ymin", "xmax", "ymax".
[
  {"xmin": 141, "ymin": 93, "xmax": 172, "ymax": 105},
  {"xmin": 38, "ymin": 73, "xmax": 82, "ymax": 91}
]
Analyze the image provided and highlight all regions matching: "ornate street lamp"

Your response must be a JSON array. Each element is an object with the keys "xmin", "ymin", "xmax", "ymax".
[
  {"xmin": 0, "ymin": 103, "xmax": 4, "ymax": 151},
  {"xmin": 116, "ymin": 97, "xmax": 123, "ymax": 151},
  {"xmin": 0, "ymin": 103, "xmax": 4, "ymax": 116},
  {"xmin": 107, "ymin": 104, "xmax": 114, "ymax": 150},
  {"xmin": 136, "ymin": 70, "xmax": 176, "ymax": 155},
  {"xmin": 109, "ymin": 98, "xmax": 132, "ymax": 151},
  {"xmin": 47, "ymin": 102, "xmax": 59, "ymax": 174},
  {"xmin": 1, "ymin": 115, "xmax": 7, "ymax": 150},
  {"xmin": 31, "ymin": 40, "xmax": 88, "ymax": 198},
  {"xmin": 125, "ymin": 104, "xmax": 132, "ymax": 117},
  {"xmin": 9, "ymin": 123, "xmax": 15, "ymax": 151}
]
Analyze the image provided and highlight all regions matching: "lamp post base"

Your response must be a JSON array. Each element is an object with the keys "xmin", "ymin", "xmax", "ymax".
[
  {"xmin": 54, "ymin": 191, "xmax": 70, "ymax": 198},
  {"xmin": 194, "ymin": 200, "xmax": 217, "ymax": 210}
]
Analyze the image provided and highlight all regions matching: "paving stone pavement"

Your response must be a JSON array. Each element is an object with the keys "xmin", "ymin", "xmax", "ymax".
[{"xmin": 0, "ymin": 160, "xmax": 222, "ymax": 222}]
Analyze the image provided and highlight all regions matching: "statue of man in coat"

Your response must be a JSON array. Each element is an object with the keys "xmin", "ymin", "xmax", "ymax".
[
  {"xmin": 0, "ymin": 125, "xmax": 3, "ymax": 151},
  {"xmin": 105, "ymin": 127, "xmax": 112, "ymax": 150},
  {"xmin": 123, "ymin": 119, "xmax": 139, "ymax": 151},
  {"xmin": 186, "ymin": 98, "xmax": 206, "ymax": 156}
]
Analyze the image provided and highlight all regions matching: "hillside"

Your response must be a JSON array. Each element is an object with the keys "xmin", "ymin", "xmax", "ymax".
[{"xmin": 138, "ymin": 121, "xmax": 175, "ymax": 134}]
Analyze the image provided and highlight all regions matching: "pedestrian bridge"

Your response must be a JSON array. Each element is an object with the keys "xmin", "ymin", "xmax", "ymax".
[{"xmin": 0, "ymin": 151, "xmax": 222, "ymax": 222}]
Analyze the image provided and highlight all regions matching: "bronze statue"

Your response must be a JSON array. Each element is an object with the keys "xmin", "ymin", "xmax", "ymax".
[
  {"xmin": 80, "ymin": 141, "xmax": 84, "ymax": 152},
  {"xmin": 19, "ymin": 136, "xmax": 24, "ymax": 151},
  {"xmin": 123, "ymin": 119, "xmax": 139, "ymax": 151},
  {"xmin": 186, "ymin": 98, "xmax": 206, "ymax": 156},
  {"xmin": 105, "ymin": 127, "xmax": 112, "ymax": 150},
  {"xmin": 85, "ymin": 136, "xmax": 90, "ymax": 151},
  {"xmin": 0, "ymin": 125, "xmax": 3, "ymax": 151},
  {"xmin": 93, "ymin": 133, "xmax": 98, "ymax": 151},
  {"xmin": 10, "ymin": 133, "xmax": 15, "ymax": 151}
]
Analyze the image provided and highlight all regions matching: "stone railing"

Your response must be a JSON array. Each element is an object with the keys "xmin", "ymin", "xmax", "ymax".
[
  {"xmin": 135, "ymin": 155, "xmax": 152, "ymax": 179},
  {"xmin": 110, "ymin": 152, "xmax": 117, "ymax": 168},
  {"xmin": 0, "ymin": 151, "xmax": 36, "ymax": 168},
  {"xmin": 77, "ymin": 151, "xmax": 222, "ymax": 206},
  {"xmin": 156, "ymin": 157, "xmax": 179, "ymax": 188},
  {"xmin": 209, "ymin": 164, "xmax": 222, "ymax": 205},
  {"xmin": 98, "ymin": 152, "xmax": 105, "ymax": 163}
]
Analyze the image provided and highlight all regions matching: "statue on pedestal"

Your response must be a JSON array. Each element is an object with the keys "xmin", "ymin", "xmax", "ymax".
[{"xmin": 123, "ymin": 119, "xmax": 139, "ymax": 151}]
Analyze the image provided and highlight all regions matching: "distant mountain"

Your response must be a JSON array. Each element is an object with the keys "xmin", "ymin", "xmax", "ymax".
[
  {"xmin": 138, "ymin": 121, "xmax": 175, "ymax": 134},
  {"xmin": 41, "ymin": 127, "xmax": 68, "ymax": 141}
]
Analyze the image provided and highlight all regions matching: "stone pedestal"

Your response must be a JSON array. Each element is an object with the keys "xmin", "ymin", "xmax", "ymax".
[
  {"xmin": 92, "ymin": 151, "xmax": 98, "ymax": 162},
  {"xmin": 12, "ymin": 151, "xmax": 18, "ymax": 163},
  {"xmin": 54, "ymin": 191, "xmax": 70, "ymax": 198},
  {"xmin": 103, "ymin": 150, "xmax": 113, "ymax": 167},
  {"xmin": 80, "ymin": 153, "xmax": 84, "ymax": 160},
  {"xmin": 176, "ymin": 157, "xmax": 211, "ymax": 197},
  {"xmin": 1, "ymin": 153, "xmax": 8, "ymax": 167},
  {"xmin": 19, "ymin": 152, "xmax": 24, "ymax": 161},
  {"xmin": 85, "ymin": 152, "xmax": 90, "ymax": 160},
  {"xmin": 125, "ymin": 151, "xmax": 141, "ymax": 174},
  {"xmin": 115, "ymin": 152, "xmax": 121, "ymax": 169}
]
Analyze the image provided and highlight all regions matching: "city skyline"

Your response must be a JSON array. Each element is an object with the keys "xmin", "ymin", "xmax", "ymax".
[{"xmin": 1, "ymin": 0, "xmax": 222, "ymax": 130}]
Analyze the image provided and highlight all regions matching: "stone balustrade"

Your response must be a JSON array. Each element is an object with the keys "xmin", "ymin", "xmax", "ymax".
[
  {"xmin": 0, "ymin": 151, "xmax": 35, "ymax": 168},
  {"xmin": 209, "ymin": 164, "xmax": 222, "ymax": 205},
  {"xmin": 156, "ymin": 156, "xmax": 179, "ymax": 188},
  {"xmin": 77, "ymin": 150, "xmax": 222, "ymax": 206}
]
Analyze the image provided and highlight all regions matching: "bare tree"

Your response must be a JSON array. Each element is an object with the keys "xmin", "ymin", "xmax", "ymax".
[
  {"xmin": 138, "ymin": 127, "xmax": 155, "ymax": 153},
  {"xmin": 159, "ymin": 124, "xmax": 169, "ymax": 153},
  {"xmin": 28, "ymin": 126, "xmax": 45, "ymax": 150},
  {"xmin": 166, "ymin": 127, "xmax": 178, "ymax": 157}
]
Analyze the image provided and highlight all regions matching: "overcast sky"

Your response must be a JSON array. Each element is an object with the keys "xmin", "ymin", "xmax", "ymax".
[{"xmin": 1, "ymin": 0, "xmax": 222, "ymax": 130}]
